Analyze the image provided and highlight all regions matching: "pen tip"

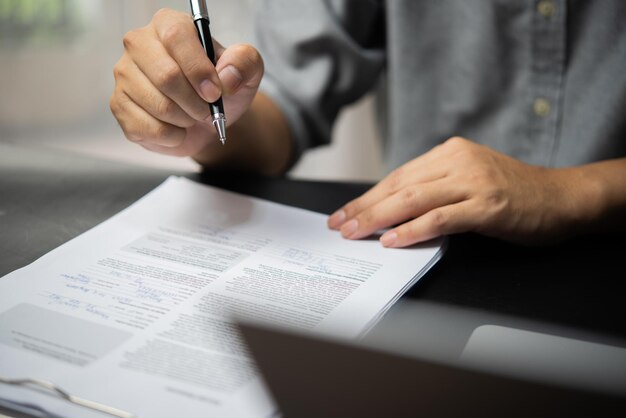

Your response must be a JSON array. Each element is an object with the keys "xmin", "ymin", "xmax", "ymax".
[{"xmin": 212, "ymin": 116, "xmax": 227, "ymax": 146}]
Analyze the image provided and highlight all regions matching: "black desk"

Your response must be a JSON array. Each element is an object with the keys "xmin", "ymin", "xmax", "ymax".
[{"xmin": 1, "ymin": 142, "xmax": 624, "ymax": 342}]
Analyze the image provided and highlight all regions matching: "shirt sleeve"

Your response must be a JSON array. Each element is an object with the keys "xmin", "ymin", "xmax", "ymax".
[{"xmin": 254, "ymin": 0, "xmax": 386, "ymax": 166}]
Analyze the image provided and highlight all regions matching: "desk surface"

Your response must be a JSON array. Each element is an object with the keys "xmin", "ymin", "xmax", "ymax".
[{"xmin": 1, "ymin": 142, "xmax": 624, "ymax": 341}]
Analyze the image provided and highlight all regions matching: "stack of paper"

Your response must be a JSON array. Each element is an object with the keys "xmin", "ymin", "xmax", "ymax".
[{"xmin": 0, "ymin": 177, "xmax": 443, "ymax": 417}]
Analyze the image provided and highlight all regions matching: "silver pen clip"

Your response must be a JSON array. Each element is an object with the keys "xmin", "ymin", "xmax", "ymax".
[{"xmin": 189, "ymin": 0, "xmax": 210, "ymax": 21}]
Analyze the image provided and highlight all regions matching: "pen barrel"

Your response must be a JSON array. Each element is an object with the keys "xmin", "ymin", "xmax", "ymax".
[
  {"xmin": 193, "ymin": 18, "xmax": 224, "ymax": 114},
  {"xmin": 209, "ymin": 98, "xmax": 224, "ymax": 117},
  {"xmin": 193, "ymin": 18, "xmax": 216, "ymax": 63}
]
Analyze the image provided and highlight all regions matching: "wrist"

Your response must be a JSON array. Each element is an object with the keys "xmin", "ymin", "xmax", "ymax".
[{"xmin": 570, "ymin": 159, "xmax": 626, "ymax": 234}]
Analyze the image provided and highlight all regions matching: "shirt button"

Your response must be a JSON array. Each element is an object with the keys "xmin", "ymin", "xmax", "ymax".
[
  {"xmin": 537, "ymin": 0, "xmax": 556, "ymax": 18},
  {"xmin": 533, "ymin": 98, "xmax": 551, "ymax": 118}
]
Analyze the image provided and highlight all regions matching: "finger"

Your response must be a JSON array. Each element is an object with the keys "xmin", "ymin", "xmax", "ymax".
[
  {"xmin": 139, "ymin": 140, "xmax": 199, "ymax": 157},
  {"xmin": 328, "ymin": 159, "xmax": 448, "ymax": 230},
  {"xmin": 123, "ymin": 25, "xmax": 211, "ymax": 121},
  {"xmin": 110, "ymin": 88, "xmax": 186, "ymax": 147},
  {"xmin": 152, "ymin": 9, "xmax": 223, "ymax": 103},
  {"xmin": 116, "ymin": 55, "xmax": 197, "ymax": 129},
  {"xmin": 379, "ymin": 200, "xmax": 478, "ymax": 248},
  {"xmin": 340, "ymin": 178, "xmax": 468, "ymax": 240},
  {"xmin": 139, "ymin": 122, "xmax": 218, "ymax": 157},
  {"xmin": 328, "ymin": 143, "xmax": 458, "ymax": 230},
  {"xmin": 215, "ymin": 43, "xmax": 264, "ymax": 94}
]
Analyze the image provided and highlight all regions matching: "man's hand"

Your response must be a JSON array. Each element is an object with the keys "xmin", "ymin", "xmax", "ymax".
[
  {"xmin": 110, "ymin": 8, "xmax": 264, "ymax": 158},
  {"xmin": 328, "ymin": 137, "xmax": 610, "ymax": 246}
]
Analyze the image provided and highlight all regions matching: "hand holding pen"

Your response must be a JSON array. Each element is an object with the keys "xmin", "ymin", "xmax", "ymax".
[{"xmin": 110, "ymin": 8, "xmax": 264, "ymax": 156}]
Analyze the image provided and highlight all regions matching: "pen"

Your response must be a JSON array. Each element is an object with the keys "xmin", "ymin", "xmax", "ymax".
[{"xmin": 189, "ymin": 0, "xmax": 227, "ymax": 144}]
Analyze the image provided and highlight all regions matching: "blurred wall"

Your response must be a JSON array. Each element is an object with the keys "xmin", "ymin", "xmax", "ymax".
[{"xmin": 0, "ymin": 0, "xmax": 383, "ymax": 181}]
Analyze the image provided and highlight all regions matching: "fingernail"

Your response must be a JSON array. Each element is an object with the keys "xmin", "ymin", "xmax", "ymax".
[
  {"xmin": 380, "ymin": 231, "xmax": 397, "ymax": 247},
  {"xmin": 340, "ymin": 219, "xmax": 359, "ymax": 238},
  {"xmin": 199, "ymin": 79, "xmax": 221, "ymax": 102},
  {"xmin": 328, "ymin": 210, "xmax": 346, "ymax": 229},
  {"xmin": 218, "ymin": 65, "xmax": 243, "ymax": 93}
]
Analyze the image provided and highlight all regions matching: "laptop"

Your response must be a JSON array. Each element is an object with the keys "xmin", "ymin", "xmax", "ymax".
[{"xmin": 239, "ymin": 302, "xmax": 626, "ymax": 417}]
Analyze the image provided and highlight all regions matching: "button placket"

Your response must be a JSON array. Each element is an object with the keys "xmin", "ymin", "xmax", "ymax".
[
  {"xmin": 528, "ymin": 0, "xmax": 566, "ymax": 166},
  {"xmin": 537, "ymin": 0, "xmax": 556, "ymax": 18}
]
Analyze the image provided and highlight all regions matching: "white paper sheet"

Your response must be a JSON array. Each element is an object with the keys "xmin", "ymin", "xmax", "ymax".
[{"xmin": 0, "ymin": 176, "xmax": 443, "ymax": 418}]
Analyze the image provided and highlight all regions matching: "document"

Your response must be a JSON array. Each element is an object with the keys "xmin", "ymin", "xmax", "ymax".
[{"xmin": 0, "ymin": 176, "xmax": 443, "ymax": 418}]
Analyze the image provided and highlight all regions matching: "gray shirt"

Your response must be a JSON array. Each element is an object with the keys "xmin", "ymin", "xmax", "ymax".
[{"xmin": 255, "ymin": 0, "xmax": 626, "ymax": 171}]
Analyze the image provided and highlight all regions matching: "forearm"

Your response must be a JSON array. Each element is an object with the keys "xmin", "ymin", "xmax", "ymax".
[
  {"xmin": 193, "ymin": 92, "xmax": 293, "ymax": 176},
  {"xmin": 563, "ymin": 157, "xmax": 626, "ymax": 234}
]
